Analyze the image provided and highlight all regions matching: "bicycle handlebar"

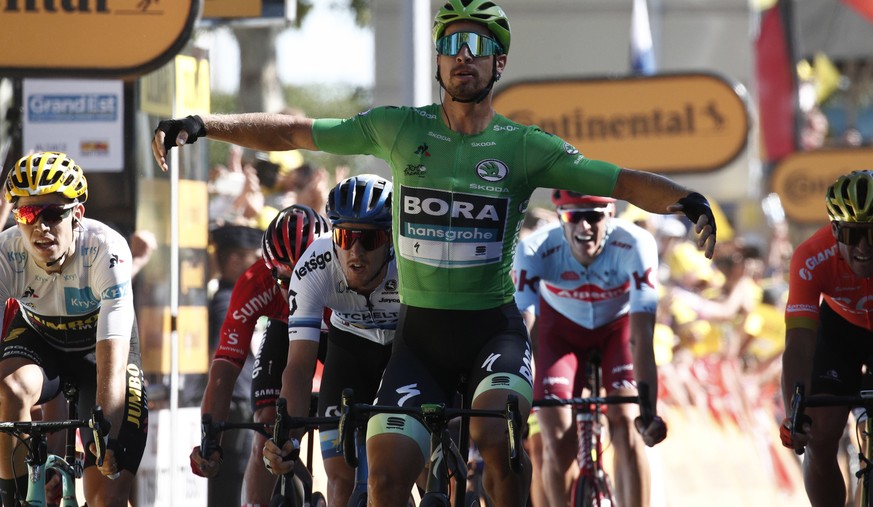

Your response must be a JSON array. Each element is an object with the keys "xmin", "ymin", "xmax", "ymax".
[
  {"xmin": 0, "ymin": 405, "xmax": 111, "ymax": 470},
  {"xmin": 338, "ymin": 389, "xmax": 525, "ymax": 473},
  {"xmin": 531, "ymin": 381, "xmax": 655, "ymax": 425}
]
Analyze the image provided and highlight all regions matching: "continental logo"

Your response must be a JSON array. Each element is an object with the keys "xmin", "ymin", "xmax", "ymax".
[
  {"xmin": 0, "ymin": 0, "xmax": 198, "ymax": 77},
  {"xmin": 770, "ymin": 149, "xmax": 873, "ymax": 223},
  {"xmin": 126, "ymin": 363, "xmax": 145, "ymax": 428},
  {"xmin": 492, "ymin": 74, "xmax": 749, "ymax": 173}
]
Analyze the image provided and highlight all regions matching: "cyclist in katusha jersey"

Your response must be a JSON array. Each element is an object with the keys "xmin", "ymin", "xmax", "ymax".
[
  {"xmin": 190, "ymin": 204, "xmax": 330, "ymax": 507},
  {"xmin": 0, "ymin": 152, "xmax": 147, "ymax": 507},
  {"xmin": 152, "ymin": 2, "xmax": 716, "ymax": 503},
  {"xmin": 263, "ymin": 175, "xmax": 399, "ymax": 507},
  {"xmin": 514, "ymin": 191, "xmax": 666, "ymax": 507},
  {"xmin": 781, "ymin": 170, "xmax": 873, "ymax": 507}
]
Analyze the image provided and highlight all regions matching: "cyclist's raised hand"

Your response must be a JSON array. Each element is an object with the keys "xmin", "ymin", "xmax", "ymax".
[
  {"xmin": 634, "ymin": 415, "xmax": 668, "ymax": 447},
  {"xmin": 780, "ymin": 416, "xmax": 812, "ymax": 452},
  {"xmin": 152, "ymin": 115, "xmax": 207, "ymax": 172},
  {"xmin": 189, "ymin": 444, "xmax": 223, "ymax": 478},
  {"xmin": 262, "ymin": 437, "xmax": 300, "ymax": 476}
]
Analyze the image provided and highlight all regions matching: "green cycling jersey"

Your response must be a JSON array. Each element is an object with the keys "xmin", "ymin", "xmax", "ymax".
[{"xmin": 312, "ymin": 104, "xmax": 620, "ymax": 310}]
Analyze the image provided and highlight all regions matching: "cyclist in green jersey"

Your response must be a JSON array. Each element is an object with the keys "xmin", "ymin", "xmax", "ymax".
[{"xmin": 152, "ymin": 2, "xmax": 716, "ymax": 504}]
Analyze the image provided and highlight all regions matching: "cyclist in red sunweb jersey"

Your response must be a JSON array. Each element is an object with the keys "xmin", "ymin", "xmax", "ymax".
[
  {"xmin": 781, "ymin": 170, "xmax": 873, "ymax": 507},
  {"xmin": 191, "ymin": 205, "xmax": 330, "ymax": 506},
  {"xmin": 514, "ymin": 191, "xmax": 666, "ymax": 507}
]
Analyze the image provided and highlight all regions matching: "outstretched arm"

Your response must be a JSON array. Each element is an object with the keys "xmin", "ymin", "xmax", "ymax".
[
  {"xmin": 152, "ymin": 113, "xmax": 317, "ymax": 171},
  {"xmin": 612, "ymin": 168, "xmax": 716, "ymax": 258}
]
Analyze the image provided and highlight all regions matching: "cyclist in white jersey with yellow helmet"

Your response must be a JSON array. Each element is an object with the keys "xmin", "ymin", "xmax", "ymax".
[{"xmin": 0, "ymin": 152, "xmax": 147, "ymax": 507}]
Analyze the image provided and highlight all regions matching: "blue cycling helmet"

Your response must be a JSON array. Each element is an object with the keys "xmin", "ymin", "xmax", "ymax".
[{"xmin": 326, "ymin": 174, "xmax": 393, "ymax": 228}]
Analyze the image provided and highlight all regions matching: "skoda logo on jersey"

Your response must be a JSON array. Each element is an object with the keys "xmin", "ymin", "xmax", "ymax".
[
  {"xmin": 563, "ymin": 142, "xmax": 580, "ymax": 156},
  {"xmin": 476, "ymin": 159, "xmax": 508, "ymax": 183}
]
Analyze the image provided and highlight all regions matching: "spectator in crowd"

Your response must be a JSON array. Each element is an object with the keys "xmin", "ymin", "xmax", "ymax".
[{"xmin": 202, "ymin": 224, "xmax": 263, "ymax": 506}]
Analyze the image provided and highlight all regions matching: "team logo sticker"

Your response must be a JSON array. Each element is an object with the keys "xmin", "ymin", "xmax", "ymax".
[{"xmin": 476, "ymin": 159, "xmax": 508, "ymax": 182}]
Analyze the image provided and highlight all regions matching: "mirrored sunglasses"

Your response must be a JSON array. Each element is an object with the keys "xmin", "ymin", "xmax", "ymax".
[
  {"xmin": 333, "ymin": 228, "xmax": 390, "ymax": 251},
  {"xmin": 557, "ymin": 209, "xmax": 606, "ymax": 225},
  {"xmin": 12, "ymin": 203, "xmax": 77, "ymax": 226},
  {"xmin": 271, "ymin": 267, "xmax": 291, "ymax": 289},
  {"xmin": 435, "ymin": 31, "xmax": 504, "ymax": 57},
  {"xmin": 835, "ymin": 224, "xmax": 873, "ymax": 246}
]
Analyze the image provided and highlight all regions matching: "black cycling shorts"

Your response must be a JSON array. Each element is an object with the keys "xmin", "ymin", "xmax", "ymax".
[
  {"xmin": 251, "ymin": 318, "xmax": 327, "ymax": 413},
  {"xmin": 317, "ymin": 322, "xmax": 392, "ymax": 427},
  {"xmin": 375, "ymin": 303, "xmax": 533, "ymax": 408},
  {"xmin": 811, "ymin": 300, "xmax": 873, "ymax": 395},
  {"xmin": 0, "ymin": 312, "xmax": 148, "ymax": 473}
]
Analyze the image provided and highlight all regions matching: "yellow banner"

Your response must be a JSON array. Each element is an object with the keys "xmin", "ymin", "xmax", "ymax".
[
  {"xmin": 494, "ymin": 73, "xmax": 749, "ymax": 174},
  {"xmin": 770, "ymin": 148, "xmax": 873, "ymax": 223},
  {"xmin": 0, "ymin": 0, "xmax": 198, "ymax": 77}
]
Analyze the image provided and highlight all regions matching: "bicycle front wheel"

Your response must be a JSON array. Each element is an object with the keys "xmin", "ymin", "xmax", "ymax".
[{"xmin": 570, "ymin": 476, "xmax": 613, "ymax": 507}]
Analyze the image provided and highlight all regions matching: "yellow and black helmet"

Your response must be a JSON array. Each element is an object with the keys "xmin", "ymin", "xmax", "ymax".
[
  {"xmin": 4, "ymin": 152, "xmax": 88, "ymax": 203},
  {"xmin": 825, "ymin": 170, "xmax": 873, "ymax": 223}
]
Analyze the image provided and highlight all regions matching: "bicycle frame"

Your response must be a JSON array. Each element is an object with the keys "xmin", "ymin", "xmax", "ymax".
[
  {"xmin": 790, "ymin": 380, "xmax": 873, "ymax": 507},
  {"xmin": 201, "ymin": 398, "xmax": 338, "ymax": 507},
  {"xmin": 339, "ymin": 388, "xmax": 523, "ymax": 507},
  {"xmin": 0, "ymin": 404, "xmax": 111, "ymax": 507},
  {"xmin": 533, "ymin": 379, "xmax": 653, "ymax": 507}
]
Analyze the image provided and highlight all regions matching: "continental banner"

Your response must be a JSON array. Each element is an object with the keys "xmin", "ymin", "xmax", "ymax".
[{"xmin": 493, "ymin": 73, "xmax": 749, "ymax": 174}]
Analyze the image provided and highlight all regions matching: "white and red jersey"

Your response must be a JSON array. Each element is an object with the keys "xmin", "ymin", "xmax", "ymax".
[
  {"xmin": 513, "ymin": 219, "xmax": 659, "ymax": 329},
  {"xmin": 0, "ymin": 218, "xmax": 134, "ymax": 351},
  {"xmin": 214, "ymin": 261, "xmax": 289, "ymax": 368},
  {"xmin": 288, "ymin": 236, "xmax": 399, "ymax": 345}
]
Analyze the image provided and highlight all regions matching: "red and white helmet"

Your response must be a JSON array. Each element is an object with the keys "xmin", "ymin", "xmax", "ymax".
[{"xmin": 262, "ymin": 205, "xmax": 330, "ymax": 270}]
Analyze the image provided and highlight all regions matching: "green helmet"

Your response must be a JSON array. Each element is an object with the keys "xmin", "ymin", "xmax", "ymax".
[
  {"xmin": 825, "ymin": 170, "xmax": 873, "ymax": 223},
  {"xmin": 433, "ymin": 0, "xmax": 511, "ymax": 55}
]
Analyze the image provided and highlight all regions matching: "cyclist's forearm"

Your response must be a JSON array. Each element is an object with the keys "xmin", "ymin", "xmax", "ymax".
[
  {"xmin": 201, "ymin": 360, "xmax": 242, "ymax": 422},
  {"xmin": 96, "ymin": 339, "xmax": 130, "ymax": 439},
  {"xmin": 629, "ymin": 313, "xmax": 659, "ymax": 412},
  {"xmin": 201, "ymin": 113, "xmax": 317, "ymax": 152},
  {"xmin": 782, "ymin": 327, "xmax": 817, "ymax": 409}
]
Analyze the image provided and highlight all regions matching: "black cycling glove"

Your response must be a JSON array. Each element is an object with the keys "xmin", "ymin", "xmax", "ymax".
[
  {"xmin": 155, "ymin": 115, "xmax": 207, "ymax": 152},
  {"xmin": 677, "ymin": 192, "xmax": 716, "ymax": 236}
]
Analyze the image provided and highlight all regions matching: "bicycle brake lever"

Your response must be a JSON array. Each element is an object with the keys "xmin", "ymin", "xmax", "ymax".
[
  {"xmin": 789, "ymin": 383, "xmax": 806, "ymax": 456},
  {"xmin": 201, "ymin": 413, "xmax": 219, "ymax": 459},
  {"xmin": 637, "ymin": 382, "xmax": 654, "ymax": 426},
  {"xmin": 90, "ymin": 406, "xmax": 120, "ymax": 479},
  {"xmin": 505, "ymin": 394, "xmax": 523, "ymax": 473},
  {"xmin": 339, "ymin": 389, "xmax": 359, "ymax": 468}
]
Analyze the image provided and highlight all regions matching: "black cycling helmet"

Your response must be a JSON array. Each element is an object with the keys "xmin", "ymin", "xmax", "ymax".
[
  {"xmin": 262, "ymin": 204, "xmax": 330, "ymax": 270},
  {"xmin": 326, "ymin": 174, "xmax": 393, "ymax": 228}
]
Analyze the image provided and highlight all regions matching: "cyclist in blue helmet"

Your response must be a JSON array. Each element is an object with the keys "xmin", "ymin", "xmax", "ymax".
[{"xmin": 263, "ymin": 175, "xmax": 399, "ymax": 507}]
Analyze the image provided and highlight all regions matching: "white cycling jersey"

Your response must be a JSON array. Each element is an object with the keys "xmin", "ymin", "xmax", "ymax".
[
  {"xmin": 0, "ymin": 218, "xmax": 134, "ymax": 351},
  {"xmin": 287, "ymin": 236, "xmax": 399, "ymax": 345},
  {"xmin": 514, "ymin": 218, "xmax": 659, "ymax": 329}
]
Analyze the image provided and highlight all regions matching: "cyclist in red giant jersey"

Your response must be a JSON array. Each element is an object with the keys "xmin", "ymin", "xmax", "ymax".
[
  {"xmin": 190, "ymin": 205, "xmax": 329, "ymax": 506},
  {"xmin": 781, "ymin": 170, "xmax": 873, "ymax": 507},
  {"xmin": 514, "ymin": 191, "xmax": 666, "ymax": 507}
]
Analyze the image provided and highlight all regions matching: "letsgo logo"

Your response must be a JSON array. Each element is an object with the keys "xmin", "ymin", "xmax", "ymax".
[{"xmin": 295, "ymin": 251, "xmax": 332, "ymax": 279}]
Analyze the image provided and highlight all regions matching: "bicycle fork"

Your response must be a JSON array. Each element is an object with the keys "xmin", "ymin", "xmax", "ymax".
[{"xmin": 574, "ymin": 406, "xmax": 616, "ymax": 507}]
